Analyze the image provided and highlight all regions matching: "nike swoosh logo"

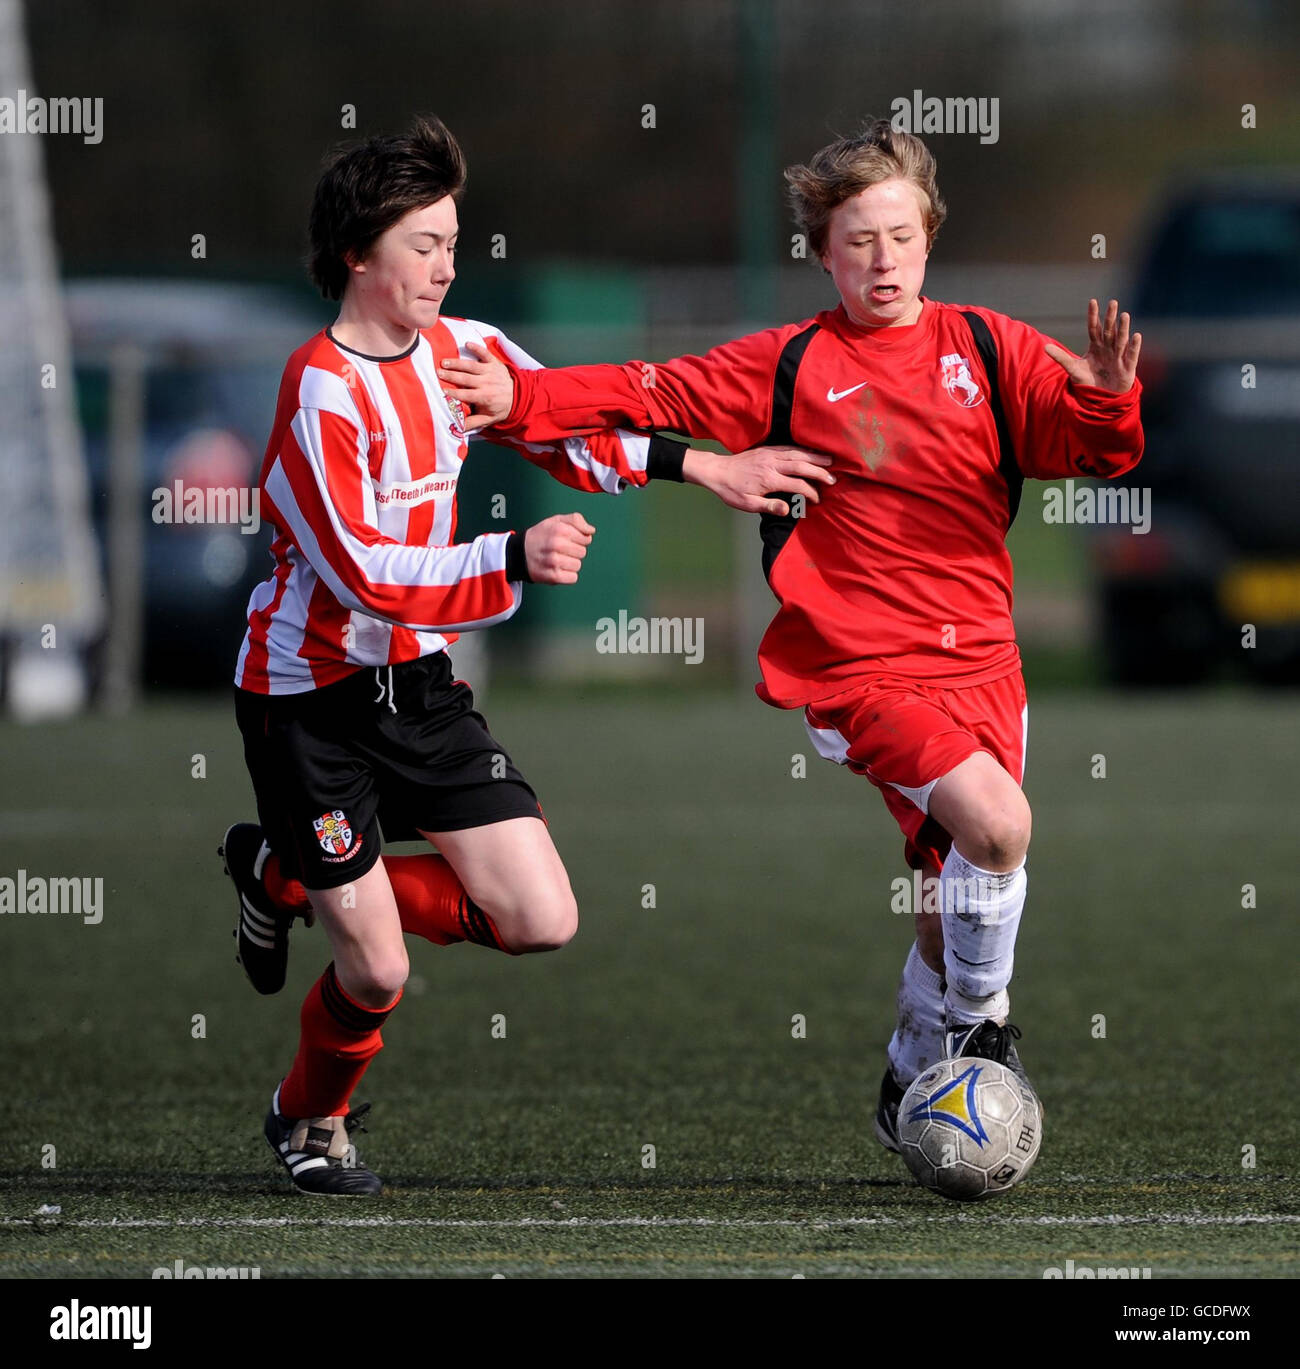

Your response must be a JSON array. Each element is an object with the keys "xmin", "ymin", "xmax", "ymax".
[{"xmin": 827, "ymin": 382, "xmax": 868, "ymax": 403}]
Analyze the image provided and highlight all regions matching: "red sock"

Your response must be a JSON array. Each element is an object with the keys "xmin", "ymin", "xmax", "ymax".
[
  {"xmin": 263, "ymin": 852, "xmax": 310, "ymax": 913},
  {"xmin": 263, "ymin": 847, "xmax": 512, "ymax": 951},
  {"xmin": 384, "ymin": 852, "xmax": 513, "ymax": 953},
  {"xmin": 279, "ymin": 963, "xmax": 400, "ymax": 1119}
]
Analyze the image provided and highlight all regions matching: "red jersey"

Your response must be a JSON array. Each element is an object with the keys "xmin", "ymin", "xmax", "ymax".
[
  {"xmin": 236, "ymin": 316, "xmax": 665, "ymax": 695},
  {"xmin": 497, "ymin": 298, "xmax": 1144, "ymax": 706}
]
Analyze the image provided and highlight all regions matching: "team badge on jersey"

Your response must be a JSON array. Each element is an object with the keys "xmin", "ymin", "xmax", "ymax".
[
  {"xmin": 447, "ymin": 394, "xmax": 468, "ymax": 441},
  {"xmin": 940, "ymin": 353, "xmax": 985, "ymax": 409},
  {"xmin": 313, "ymin": 809, "xmax": 354, "ymax": 856}
]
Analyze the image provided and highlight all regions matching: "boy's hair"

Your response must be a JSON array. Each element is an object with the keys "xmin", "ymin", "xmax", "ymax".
[
  {"xmin": 785, "ymin": 119, "xmax": 946, "ymax": 262},
  {"xmin": 308, "ymin": 114, "xmax": 467, "ymax": 300}
]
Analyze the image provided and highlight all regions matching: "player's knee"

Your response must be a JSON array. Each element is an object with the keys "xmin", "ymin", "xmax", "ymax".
[
  {"xmin": 504, "ymin": 890, "xmax": 579, "ymax": 953},
  {"xmin": 339, "ymin": 951, "xmax": 409, "ymax": 1007},
  {"xmin": 962, "ymin": 793, "xmax": 1031, "ymax": 871}
]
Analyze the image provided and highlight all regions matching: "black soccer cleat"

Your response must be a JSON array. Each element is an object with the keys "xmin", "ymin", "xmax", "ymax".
[
  {"xmin": 219, "ymin": 822, "xmax": 301, "ymax": 996},
  {"xmin": 263, "ymin": 1084, "xmax": 383, "ymax": 1197},
  {"xmin": 944, "ymin": 1019, "xmax": 1035, "ymax": 1095},
  {"xmin": 874, "ymin": 1065, "xmax": 907, "ymax": 1154}
]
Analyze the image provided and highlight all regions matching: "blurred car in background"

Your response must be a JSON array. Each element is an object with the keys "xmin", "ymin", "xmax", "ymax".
[
  {"xmin": 1090, "ymin": 172, "xmax": 1300, "ymax": 684},
  {"xmin": 68, "ymin": 279, "xmax": 325, "ymax": 687}
]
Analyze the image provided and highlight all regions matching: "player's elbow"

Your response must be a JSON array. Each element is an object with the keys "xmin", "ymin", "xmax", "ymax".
[
  {"xmin": 325, "ymin": 562, "xmax": 391, "ymax": 623},
  {"xmin": 331, "ymin": 572, "xmax": 451, "ymax": 634},
  {"xmin": 1076, "ymin": 445, "xmax": 1143, "ymax": 480},
  {"xmin": 1103, "ymin": 443, "xmax": 1144, "ymax": 477}
]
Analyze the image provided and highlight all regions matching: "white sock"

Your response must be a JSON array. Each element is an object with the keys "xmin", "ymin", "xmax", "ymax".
[
  {"xmin": 940, "ymin": 845, "xmax": 1026, "ymax": 1025},
  {"xmin": 887, "ymin": 942, "xmax": 946, "ymax": 1086}
]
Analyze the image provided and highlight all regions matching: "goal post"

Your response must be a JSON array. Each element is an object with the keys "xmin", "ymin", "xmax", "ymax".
[{"xmin": 0, "ymin": 0, "xmax": 104, "ymax": 718}]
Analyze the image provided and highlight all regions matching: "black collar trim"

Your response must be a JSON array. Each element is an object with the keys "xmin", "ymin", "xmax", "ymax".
[{"xmin": 325, "ymin": 326, "xmax": 420, "ymax": 363}]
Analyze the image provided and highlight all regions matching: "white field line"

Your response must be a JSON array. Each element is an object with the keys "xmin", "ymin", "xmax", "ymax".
[{"xmin": 3, "ymin": 1213, "xmax": 1296, "ymax": 1231}]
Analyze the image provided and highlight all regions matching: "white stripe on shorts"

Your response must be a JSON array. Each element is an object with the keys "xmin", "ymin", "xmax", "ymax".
[{"xmin": 803, "ymin": 713, "xmax": 940, "ymax": 815}]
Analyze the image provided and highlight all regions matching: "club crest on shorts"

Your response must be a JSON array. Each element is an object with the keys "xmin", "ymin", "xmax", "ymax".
[
  {"xmin": 940, "ymin": 352, "xmax": 985, "ymax": 408},
  {"xmin": 313, "ymin": 809, "xmax": 353, "ymax": 855}
]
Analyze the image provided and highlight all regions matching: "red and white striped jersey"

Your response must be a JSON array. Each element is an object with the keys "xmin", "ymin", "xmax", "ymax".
[{"xmin": 235, "ymin": 316, "xmax": 658, "ymax": 695}]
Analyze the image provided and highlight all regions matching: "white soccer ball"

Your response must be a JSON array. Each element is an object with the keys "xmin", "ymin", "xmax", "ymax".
[{"xmin": 898, "ymin": 1057, "xmax": 1042, "ymax": 1201}]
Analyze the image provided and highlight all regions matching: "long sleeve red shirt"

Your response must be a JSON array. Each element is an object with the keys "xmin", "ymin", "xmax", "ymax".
[{"xmin": 496, "ymin": 298, "xmax": 1144, "ymax": 707}]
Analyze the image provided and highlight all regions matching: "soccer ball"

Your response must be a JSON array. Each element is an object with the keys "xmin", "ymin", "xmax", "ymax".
[{"xmin": 897, "ymin": 1058, "xmax": 1042, "ymax": 1201}]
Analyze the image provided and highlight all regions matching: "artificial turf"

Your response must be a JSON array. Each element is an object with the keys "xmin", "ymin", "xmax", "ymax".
[{"xmin": 1, "ymin": 688, "xmax": 1296, "ymax": 1277}]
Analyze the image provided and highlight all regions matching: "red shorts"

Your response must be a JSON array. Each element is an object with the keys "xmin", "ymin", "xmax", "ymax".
[{"xmin": 803, "ymin": 670, "xmax": 1028, "ymax": 874}]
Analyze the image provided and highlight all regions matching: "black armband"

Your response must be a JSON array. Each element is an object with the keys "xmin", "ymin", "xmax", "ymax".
[
  {"xmin": 646, "ymin": 435, "xmax": 688, "ymax": 483},
  {"xmin": 505, "ymin": 531, "xmax": 532, "ymax": 583}
]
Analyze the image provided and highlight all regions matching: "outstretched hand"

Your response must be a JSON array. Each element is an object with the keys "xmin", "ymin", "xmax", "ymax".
[
  {"xmin": 1044, "ymin": 298, "xmax": 1141, "ymax": 393},
  {"xmin": 684, "ymin": 445, "xmax": 835, "ymax": 515}
]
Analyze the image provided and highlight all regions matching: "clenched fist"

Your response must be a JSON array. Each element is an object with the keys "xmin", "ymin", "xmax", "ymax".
[{"xmin": 525, "ymin": 512, "xmax": 595, "ymax": 585}]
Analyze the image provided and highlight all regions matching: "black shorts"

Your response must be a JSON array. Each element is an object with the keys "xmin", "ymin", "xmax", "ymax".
[{"xmin": 233, "ymin": 652, "xmax": 543, "ymax": 890}]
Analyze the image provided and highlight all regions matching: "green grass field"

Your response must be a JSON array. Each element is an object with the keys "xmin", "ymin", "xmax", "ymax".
[{"xmin": 1, "ymin": 688, "xmax": 1297, "ymax": 1278}]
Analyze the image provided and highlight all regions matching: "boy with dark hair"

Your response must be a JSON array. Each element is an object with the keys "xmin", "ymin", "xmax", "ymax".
[{"xmin": 221, "ymin": 115, "xmax": 832, "ymax": 1195}]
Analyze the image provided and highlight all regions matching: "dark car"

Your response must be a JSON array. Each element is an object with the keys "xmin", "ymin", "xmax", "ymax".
[
  {"xmin": 1091, "ymin": 173, "xmax": 1300, "ymax": 684},
  {"xmin": 68, "ymin": 279, "xmax": 326, "ymax": 687}
]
